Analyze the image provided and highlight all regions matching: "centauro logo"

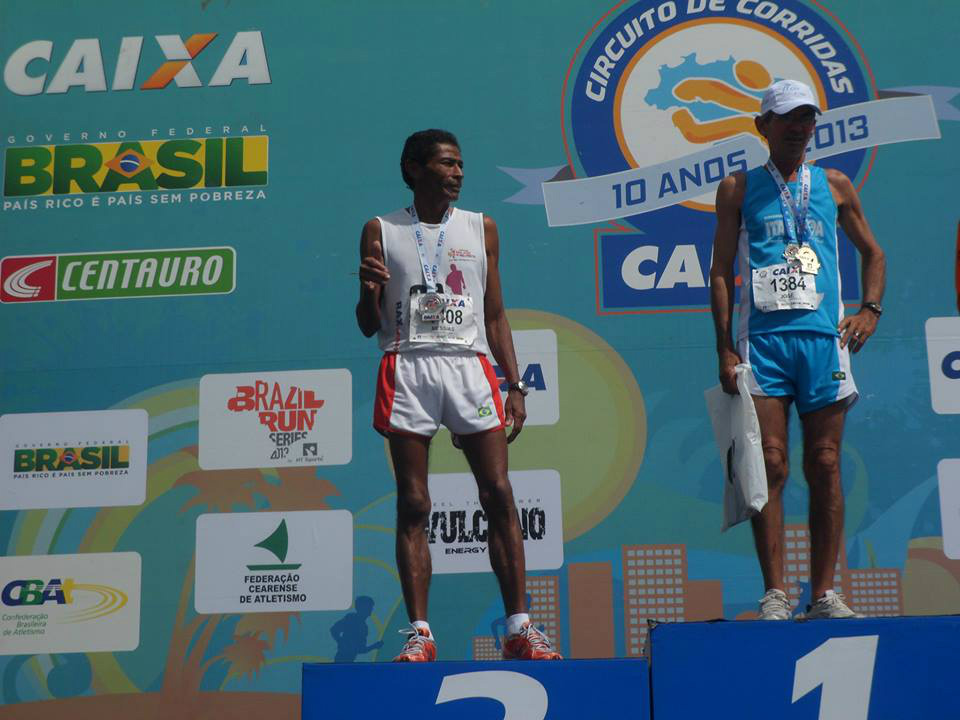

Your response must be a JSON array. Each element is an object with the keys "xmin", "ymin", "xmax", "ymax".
[
  {"xmin": 4, "ymin": 136, "xmax": 268, "ymax": 199},
  {"xmin": 1, "ymin": 578, "xmax": 127, "ymax": 622},
  {"xmin": 0, "ymin": 247, "xmax": 235, "ymax": 303},
  {"xmin": 3, "ymin": 31, "xmax": 269, "ymax": 95},
  {"xmin": 13, "ymin": 445, "xmax": 129, "ymax": 474}
]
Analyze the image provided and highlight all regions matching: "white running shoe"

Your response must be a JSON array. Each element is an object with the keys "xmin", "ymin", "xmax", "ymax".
[
  {"xmin": 757, "ymin": 588, "xmax": 792, "ymax": 620},
  {"xmin": 797, "ymin": 590, "xmax": 863, "ymax": 619}
]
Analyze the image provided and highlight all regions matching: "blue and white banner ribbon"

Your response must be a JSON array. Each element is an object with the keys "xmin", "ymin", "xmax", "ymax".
[{"xmin": 541, "ymin": 95, "xmax": 940, "ymax": 227}]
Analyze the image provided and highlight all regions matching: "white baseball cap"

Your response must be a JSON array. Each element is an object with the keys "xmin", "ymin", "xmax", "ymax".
[{"xmin": 760, "ymin": 79, "xmax": 821, "ymax": 116}]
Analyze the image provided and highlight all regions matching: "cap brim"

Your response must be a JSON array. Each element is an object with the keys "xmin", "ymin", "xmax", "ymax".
[{"xmin": 770, "ymin": 100, "xmax": 822, "ymax": 115}]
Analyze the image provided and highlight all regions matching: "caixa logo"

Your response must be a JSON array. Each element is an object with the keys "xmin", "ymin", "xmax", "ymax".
[
  {"xmin": 926, "ymin": 317, "xmax": 960, "ymax": 414},
  {"xmin": 3, "ymin": 31, "xmax": 269, "ymax": 95}
]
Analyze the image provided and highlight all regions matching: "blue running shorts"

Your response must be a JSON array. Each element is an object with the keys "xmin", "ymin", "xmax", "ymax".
[{"xmin": 738, "ymin": 331, "xmax": 859, "ymax": 415}]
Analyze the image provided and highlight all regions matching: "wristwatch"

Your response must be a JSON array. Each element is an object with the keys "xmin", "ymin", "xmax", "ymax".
[
  {"xmin": 861, "ymin": 302, "xmax": 883, "ymax": 317},
  {"xmin": 507, "ymin": 380, "xmax": 529, "ymax": 396}
]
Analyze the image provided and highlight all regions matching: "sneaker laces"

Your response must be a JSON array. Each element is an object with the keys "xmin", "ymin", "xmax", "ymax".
[
  {"xmin": 818, "ymin": 591, "xmax": 850, "ymax": 608},
  {"xmin": 397, "ymin": 624, "xmax": 431, "ymax": 656},
  {"xmin": 517, "ymin": 623, "xmax": 554, "ymax": 651},
  {"xmin": 760, "ymin": 589, "xmax": 790, "ymax": 613}
]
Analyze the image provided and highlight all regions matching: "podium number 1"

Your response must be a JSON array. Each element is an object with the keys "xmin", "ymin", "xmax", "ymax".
[{"xmin": 792, "ymin": 635, "xmax": 879, "ymax": 720}]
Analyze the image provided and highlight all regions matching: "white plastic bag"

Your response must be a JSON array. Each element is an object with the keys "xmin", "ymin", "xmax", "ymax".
[{"xmin": 704, "ymin": 364, "xmax": 768, "ymax": 532}]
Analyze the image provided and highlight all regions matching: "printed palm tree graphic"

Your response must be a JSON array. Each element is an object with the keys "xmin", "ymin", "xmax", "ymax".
[{"xmin": 158, "ymin": 449, "xmax": 337, "ymax": 715}]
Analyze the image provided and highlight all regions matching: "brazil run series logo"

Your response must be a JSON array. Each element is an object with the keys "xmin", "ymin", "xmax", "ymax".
[
  {"xmin": 198, "ymin": 369, "xmax": 353, "ymax": 470},
  {"xmin": 2, "ymin": 31, "xmax": 270, "ymax": 95},
  {"xmin": 565, "ymin": 0, "xmax": 873, "ymax": 312},
  {"xmin": 0, "ymin": 247, "xmax": 236, "ymax": 303}
]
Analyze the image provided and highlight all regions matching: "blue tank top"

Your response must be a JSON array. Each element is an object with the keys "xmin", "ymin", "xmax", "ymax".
[{"xmin": 737, "ymin": 164, "xmax": 843, "ymax": 339}]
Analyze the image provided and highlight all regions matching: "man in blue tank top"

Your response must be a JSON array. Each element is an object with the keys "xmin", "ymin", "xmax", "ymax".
[{"xmin": 710, "ymin": 80, "xmax": 886, "ymax": 621}]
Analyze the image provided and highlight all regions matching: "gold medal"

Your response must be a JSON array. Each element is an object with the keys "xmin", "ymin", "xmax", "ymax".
[{"xmin": 796, "ymin": 246, "xmax": 820, "ymax": 275}]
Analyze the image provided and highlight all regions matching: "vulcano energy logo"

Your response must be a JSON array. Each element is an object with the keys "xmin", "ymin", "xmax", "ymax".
[
  {"xmin": 4, "ymin": 136, "xmax": 268, "ymax": 201},
  {"xmin": 0, "ymin": 247, "xmax": 235, "ymax": 303}
]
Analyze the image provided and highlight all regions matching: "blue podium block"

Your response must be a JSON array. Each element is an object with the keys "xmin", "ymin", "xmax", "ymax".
[
  {"xmin": 649, "ymin": 615, "xmax": 960, "ymax": 720},
  {"xmin": 302, "ymin": 658, "xmax": 650, "ymax": 719}
]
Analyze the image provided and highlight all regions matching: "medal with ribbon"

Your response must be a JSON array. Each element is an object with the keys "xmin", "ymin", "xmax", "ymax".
[
  {"xmin": 409, "ymin": 205, "xmax": 452, "ymax": 321},
  {"xmin": 765, "ymin": 161, "xmax": 820, "ymax": 275}
]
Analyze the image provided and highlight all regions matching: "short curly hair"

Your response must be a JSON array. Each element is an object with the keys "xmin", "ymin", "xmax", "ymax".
[{"xmin": 400, "ymin": 129, "xmax": 460, "ymax": 190}]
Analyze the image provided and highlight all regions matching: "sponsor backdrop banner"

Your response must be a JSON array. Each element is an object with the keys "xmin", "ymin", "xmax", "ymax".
[
  {"xmin": 0, "ymin": 552, "xmax": 141, "ymax": 655},
  {"xmin": 0, "ymin": 0, "xmax": 957, "ymax": 717},
  {"xmin": 195, "ymin": 510, "xmax": 353, "ymax": 613},
  {"xmin": 427, "ymin": 470, "xmax": 564, "ymax": 574}
]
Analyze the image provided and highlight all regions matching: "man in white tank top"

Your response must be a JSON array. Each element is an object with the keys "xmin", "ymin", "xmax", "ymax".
[{"xmin": 356, "ymin": 129, "xmax": 561, "ymax": 662}]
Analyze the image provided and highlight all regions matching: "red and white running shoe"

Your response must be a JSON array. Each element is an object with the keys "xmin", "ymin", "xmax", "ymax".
[
  {"xmin": 502, "ymin": 622, "xmax": 562, "ymax": 660},
  {"xmin": 393, "ymin": 625, "xmax": 437, "ymax": 662}
]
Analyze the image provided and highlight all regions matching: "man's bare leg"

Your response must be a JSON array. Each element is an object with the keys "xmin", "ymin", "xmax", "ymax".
[
  {"xmin": 457, "ymin": 429, "xmax": 526, "ymax": 616},
  {"xmin": 751, "ymin": 395, "xmax": 792, "ymax": 592},
  {"xmin": 389, "ymin": 433, "xmax": 433, "ymax": 622},
  {"xmin": 800, "ymin": 400, "xmax": 848, "ymax": 599}
]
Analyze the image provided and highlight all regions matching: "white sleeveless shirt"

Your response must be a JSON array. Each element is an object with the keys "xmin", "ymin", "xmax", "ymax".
[{"xmin": 376, "ymin": 207, "xmax": 490, "ymax": 354}]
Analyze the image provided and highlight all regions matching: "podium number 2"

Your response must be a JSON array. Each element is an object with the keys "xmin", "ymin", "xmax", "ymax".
[
  {"xmin": 435, "ymin": 671, "xmax": 548, "ymax": 719},
  {"xmin": 792, "ymin": 635, "xmax": 879, "ymax": 720}
]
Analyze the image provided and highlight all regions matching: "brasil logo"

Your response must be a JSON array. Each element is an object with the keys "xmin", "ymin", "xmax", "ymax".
[{"xmin": 565, "ymin": 0, "xmax": 874, "ymax": 312}]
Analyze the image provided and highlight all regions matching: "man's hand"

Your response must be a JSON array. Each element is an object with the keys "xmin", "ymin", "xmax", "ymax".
[
  {"xmin": 504, "ymin": 391, "xmax": 527, "ymax": 443},
  {"xmin": 838, "ymin": 309, "xmax": 878, "ymax": 353},
  {"xmin": 718, "ymin": 348, "xmax": 742, "ymax": 394},
  {"xmin": 359, "ymin": 239, "xmax": 389, "ymax": 292}
]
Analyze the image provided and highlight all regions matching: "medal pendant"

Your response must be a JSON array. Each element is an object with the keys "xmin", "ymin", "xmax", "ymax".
[
  {"xmin": 417, "ymin": 292, "xmax": 446, "ymax": 322},
  {"xmin": 796, "ymin": 246, "xmax": 820, "ymax": 275},
  {"xmin": 783, "ymin": 244, "xmax": 800, "ymax": 264}
]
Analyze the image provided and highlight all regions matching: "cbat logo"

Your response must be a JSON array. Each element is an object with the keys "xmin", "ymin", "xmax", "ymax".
[
  {"xmin": 4, "ymin": 136, "xmax": 268, "ymax": 199},
  {"xmin": 3, "ymin": 31, "xmax": 270, "ymax": 95},
  {"xmin": 1, "ymin": 578, "xmax": 127, "ymax": 620},
  {"xmin": 566, "ymin": 0, "xmax": 873, "ymax": 311},
  {"xmin": 0, "ymin": 247, "xmax": 236, "ymax": 303}
]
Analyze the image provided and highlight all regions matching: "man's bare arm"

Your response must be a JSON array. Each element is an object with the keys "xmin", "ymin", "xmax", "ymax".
[
  {"xmin": 709, "ymin": 173, "xmax": 745, "ymax": 393},
  {"xmin": 828, "ymin": 168, "xmax": 886, "ymax": 353},
  {"xmin": 356, "ymin": 218, "xmax": 388, "ymax": 337},
  {"xmin": 482, "ymin": 215, "xmax": 526, "ymax": 442}
]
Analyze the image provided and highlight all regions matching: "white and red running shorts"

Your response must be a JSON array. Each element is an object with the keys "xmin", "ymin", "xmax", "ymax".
[{"xmin": 374, "ymin": 352, "xmax": 506, "ymax": 437}]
